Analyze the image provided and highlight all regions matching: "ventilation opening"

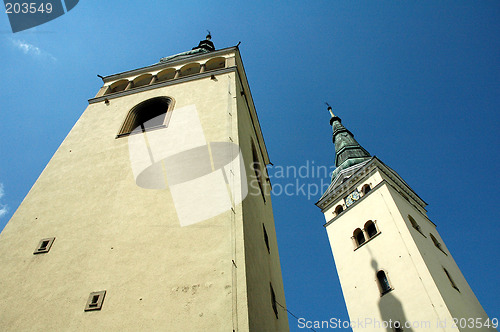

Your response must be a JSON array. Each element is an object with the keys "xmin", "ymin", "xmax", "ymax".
[
  {"xmin": 33, "ymin": 237, "xmax": 55, "ymax": 255},
  {"xmin": 85, "ymin": 291, "xmax": 106, "ymax": 311}
]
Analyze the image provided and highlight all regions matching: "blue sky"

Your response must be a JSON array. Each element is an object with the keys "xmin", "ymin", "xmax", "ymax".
[{"xmin": 0, "ymin": 1, "xmax": 499, "ymax": 330}]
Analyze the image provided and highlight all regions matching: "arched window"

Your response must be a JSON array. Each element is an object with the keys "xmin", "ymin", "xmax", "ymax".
[
  {"xmin": 117, "ymin": 97, "xmax": 173, "ymax": 136},
  {"xmin": 408, "ymin": 215, "xmax": 425, "ymax": 236},
  {"xmin": 430, "ymin": 234, "xmax": 447, "ymax": 255},
  {"xmin": 362, "ymin": 184, "xmax": 371, "ymax": 195},
  {"xmin": 133, "ymin": 74, "xmax": 153, "ymax": 88},
  {"xmin": 205, "ymin": 57, "xmax": 226, "ymax": 71},
  {"xmin": 157, "ymin": 68, "xmax": 176, "ymax": 82},
  {"xmin": 180, "ymin": 63, "xmax": 201, "ymax": 77},
  {"xmin": 353, "ymin": 228, "xmax": 365, "ymax": 247},
  {"xmin": 364, "ymin": 220, "xmax": 378, "ymax": 238},
  {"xmin": 443, "ymin": 267, "xmax": 459, "ymax": 292},
  {"xmin": 409, "ymin": 215, "xmax": 420, "ymax": 230},
  {"xmin": 108, "ymin": 79, "xmax": 129, "ymax": 94},
  {"xmin": 335, "ymin": 205, "xmax": 343, "ymax": 216},
  {"xmin": 251, "ymin": 140, "xmax": 266, "ymax": 202},
  {"xmin": 377, "ymin": 270, "xmax": 392, "ymax": 295}
]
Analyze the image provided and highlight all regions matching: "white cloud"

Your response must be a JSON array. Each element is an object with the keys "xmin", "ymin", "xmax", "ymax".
[
  {"xmin": 10, "ymin": 38, "xmax": 57, "ymax": 61},
  {"xmin": 0, "ymin": 183, "xmax": 8, "ymax": 218}
]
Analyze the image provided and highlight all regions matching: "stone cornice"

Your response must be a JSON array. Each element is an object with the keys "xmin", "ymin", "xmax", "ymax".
[{"xmin": 316, "ymin": 157, "xmax": 427, "ymax": 213}]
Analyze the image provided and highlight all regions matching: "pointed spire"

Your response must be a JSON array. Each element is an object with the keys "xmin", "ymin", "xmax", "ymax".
[{"xmin": 327, "ymin": 105, "xmax": 371, "ymax": 168}]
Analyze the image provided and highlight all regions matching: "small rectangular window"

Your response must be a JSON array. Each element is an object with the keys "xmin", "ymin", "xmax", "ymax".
[
  {"xmin": 85, "ymin": 291, "xmax": 106, "ymax": 311},
  {"xmin": 33, "ymin": 237, "xmax": 55, "ymax": 254}
]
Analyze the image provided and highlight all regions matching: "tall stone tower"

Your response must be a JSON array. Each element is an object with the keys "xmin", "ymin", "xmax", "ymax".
[
  {"xmin": 0, "ymin": 36, "xmax": 289, "ymax": 331},
  {"xmin": 316, "ymin": 107, "xmax": 493, "ymax": 331}
]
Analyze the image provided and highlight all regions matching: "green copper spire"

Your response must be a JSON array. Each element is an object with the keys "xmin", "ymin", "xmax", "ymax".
[{"xmin": 328, "ymin": 106, "xmax": 371, "ymax": 170}]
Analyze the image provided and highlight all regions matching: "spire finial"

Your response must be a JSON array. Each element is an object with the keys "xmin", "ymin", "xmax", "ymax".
[
  {"xmin": 325, "ymin": 102, "xmax": 335, "ymax": 117},
  {"xmin": 206, "ymin": 30, "xmax": 211, "ymax": 40}
]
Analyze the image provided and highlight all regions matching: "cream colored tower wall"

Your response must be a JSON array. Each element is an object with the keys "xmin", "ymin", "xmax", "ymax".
[
  {"xmin": 235, "ymin": 76, "xmax": 289, "ymax": 331},
  {"xmin": 388, "ymin": 184, "xmax": 491, "ymax": 330},
  {"xmin": 0, "ymin": 50, "xmax": 288, "ymax": 331},
  {"xmin": 323, "ymin": 165, "xmax": 492, "ymax": 331}
]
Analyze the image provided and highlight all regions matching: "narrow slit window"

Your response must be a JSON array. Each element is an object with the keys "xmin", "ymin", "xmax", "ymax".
[
  {"xmin": 263, "ymin": 224, "xmax": 270, "ymax": 254},
  {"xmin": 33, "ymin": 237, "xmax": 55, "ymax": 254},
  {"xmin": 85, "ymin": 291, "xmax": 106, "ymax": 311},
  {"xmin": 270, "ymin": 283, "xmax": 278, "ymax": 319}
]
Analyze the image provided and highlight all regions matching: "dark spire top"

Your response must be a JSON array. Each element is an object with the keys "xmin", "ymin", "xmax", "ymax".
[
  {"xmin": 327, "ymin": 105, "xmax": 371, "ymax": 169},
  {"xmin": 192, "ymin": 31, "xmax": 215, "ymax": 52}
]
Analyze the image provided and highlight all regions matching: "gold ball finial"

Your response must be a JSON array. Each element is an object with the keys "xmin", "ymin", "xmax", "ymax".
[{"xmin": 325, "ymin": 102, "xmax": 335, "ymax": 117}]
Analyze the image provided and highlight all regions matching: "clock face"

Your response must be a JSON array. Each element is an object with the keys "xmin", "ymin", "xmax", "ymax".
[{"xmin": 345, "ymin": 189, "xmax": 360, "ymax": 208}]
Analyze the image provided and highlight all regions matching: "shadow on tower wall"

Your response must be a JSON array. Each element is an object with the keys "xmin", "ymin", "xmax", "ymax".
[{"xmin": 369, "ymin": 253, "xmax": 411, "ymax": 332}]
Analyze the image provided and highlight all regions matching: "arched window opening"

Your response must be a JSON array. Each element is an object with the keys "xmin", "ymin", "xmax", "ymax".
[
  {"xmin": 353, "ymin": 228, "xmax": 365, "ymax": 247},
  {"xmin": 157, "ymin": 68, "xmax": 176, "ymax": 82},
  {"xmin": 133, "ymin": 74, "xmax": 153, "ymax": 88},
  {"xmin": 205, "ymin": 57, "xmax": 226, "ymax": 71},
  {"xmin": 180, "ymin": 63, "xmax": 201, "ymax": 77},
  {"xmin": 430, "ymin": 234, "xmax": 447, "ymax": 255},
  {"xmin": 108, "ymin": 79, "xmax": 129, "ymax": 94},
  {"xmin": 364, "ymin": 220, "xmax": 378, "ymax": 238},
  {"xmin": 430, "ymin": 234, "xmax": 441, "ymax": 248},
  {"xmin": 409, "ymin": 215, "xmax": 420, "ymax": 230},
  {"xmin": 362, "ymin": 184, "xmax": 371, "ymax": 195},
  {"xmin": 335, "ymin": 205, "xmax": 343, "ymax": 216},
  {"xmin": 443, "ymin": 268, "xmax": 460, "ymax": 292},
  {"xmin": 377, "ymin": 270, "xmax": 392, "ymax": 295},
  {"xmin": 408, "ymin": 215, "xmax": 425, "ymax": 236},
  {"xmin": 251, "ymin": 141, "xmax": 266, "ymax": 202},
  {"xmin": 117, "ymin": 97, "xmax": 173, "ymax": 137}
]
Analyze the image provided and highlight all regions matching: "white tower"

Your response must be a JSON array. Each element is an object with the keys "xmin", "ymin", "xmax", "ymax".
[{"xmin": 316, "ymin": 107, "xmax": 494, "ymax": 331}]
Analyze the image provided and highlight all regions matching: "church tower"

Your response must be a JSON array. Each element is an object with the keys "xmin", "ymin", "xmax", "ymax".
[
  {"xmin": 0, "ymin": 37, "xmax": 289, "ymax": 331},
  {"xmin": 316, "ymin": 106, "xmax": 493, "ymax": 331}
]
